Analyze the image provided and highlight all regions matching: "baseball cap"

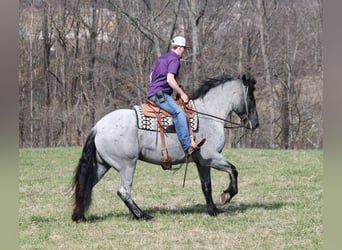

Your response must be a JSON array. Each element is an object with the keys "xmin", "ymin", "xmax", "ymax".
[{"xmin": 171, "ymin": 36, "xmax": 186, "ymax": 47}]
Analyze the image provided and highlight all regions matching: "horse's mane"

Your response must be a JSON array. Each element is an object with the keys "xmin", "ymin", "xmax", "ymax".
[{"xmin": 191, "ymin": 75, "xmax": 237, "ymax": 99}]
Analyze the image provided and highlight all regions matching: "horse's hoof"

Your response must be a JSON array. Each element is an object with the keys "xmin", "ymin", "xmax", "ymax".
[
  {"xmin": 220, "ymin": 192, "xmax": 231, "ymax": 205},
  {"xmin": 208, "ymin": 208, "xmax": 219, "ymax": 216},
  {"xmin": 142, "ymin": 214, "xmax": 154, "ymax": 221},
  {"xmin": 72, "ymin": 214, "xmax": 86, "ymax": 223},
  {"xmin": 207, "ymin": 204, "xmax": 224, "ymax": 216},
  {"xmin": 136, "ymin": 213, "xmax": 154, "ymax": 221}
]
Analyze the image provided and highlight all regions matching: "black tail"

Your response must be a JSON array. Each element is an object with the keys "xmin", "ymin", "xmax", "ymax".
[{"xmin": 72, "ymin": 130, "xmax": 97, "ymax": 222}]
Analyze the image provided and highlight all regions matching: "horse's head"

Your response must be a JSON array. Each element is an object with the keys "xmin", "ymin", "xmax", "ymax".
[
  {"xmin": 191, "ymin": 74, "xmax": 259, "ymax": 130},
  {"xmin": 236, "ymin": 74, "xmax": 259, "ymax": 130}
]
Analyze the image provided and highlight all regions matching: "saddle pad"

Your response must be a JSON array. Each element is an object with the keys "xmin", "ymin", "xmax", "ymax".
[{"xmin": 133, "ymin": 102, "xmax": 198, "ymax": 132}]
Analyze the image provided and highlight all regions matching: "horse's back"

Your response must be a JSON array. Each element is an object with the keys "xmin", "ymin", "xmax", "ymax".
[
  {"xmin": 95, "ymin": 109, "xmax": 137, "ymax": 134},
  {"xmin": 94, "ymin": 109, "xmax": 139, "ymax": 168}
]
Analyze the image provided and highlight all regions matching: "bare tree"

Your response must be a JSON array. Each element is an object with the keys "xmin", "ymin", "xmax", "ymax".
[
  {"xmin": 42, "ymin": 0, "xmax": 53, "ymax": 146},
  {"xmin": 184, "ymin": 0, "xmax": 207, "ymax": 87},
  {"xmin": 108, "ymin": 0, "xmax": 164, "ymax": 57},
  {"xmin": 255, "ymin": 0, "xmax": 276, "ymax": 148}
]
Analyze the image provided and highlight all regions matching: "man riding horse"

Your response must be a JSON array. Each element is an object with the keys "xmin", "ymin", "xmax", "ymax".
[
  {"xmin": 146, "ymin": 36, "xmax": 206, "ymax": 157},
  {"xmin": 71, "ymin": 35, "xmax": 259, "ymax": 222}
]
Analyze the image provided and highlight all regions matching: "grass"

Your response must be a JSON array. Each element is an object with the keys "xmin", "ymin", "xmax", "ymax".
[{"xmin": 19, "ymin": 147, "xmax": 323, "ymax": 249}]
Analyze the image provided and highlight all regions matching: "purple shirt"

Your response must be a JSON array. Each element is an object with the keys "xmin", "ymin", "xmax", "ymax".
[{"xmin": 146, "ymin": 50, "xmax": 180, "ymax": 97}]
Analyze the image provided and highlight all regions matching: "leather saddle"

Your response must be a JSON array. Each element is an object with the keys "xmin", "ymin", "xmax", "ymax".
[
  {"xmin": 140, "ymin": 98, "xmax": 196, "ymax": 170},
  {"xmin": 141, "ymin": 98, "xmax": 195, "ymax": 120}
]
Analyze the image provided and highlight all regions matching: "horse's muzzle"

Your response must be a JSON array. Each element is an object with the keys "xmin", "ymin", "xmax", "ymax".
[{"xmin": 241, "ymin": 114, "xmax": 259, "ymax": 130}]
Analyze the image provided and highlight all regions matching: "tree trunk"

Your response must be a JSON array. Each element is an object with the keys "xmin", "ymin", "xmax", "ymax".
[
  {"xmin": 42, "ymin": 0, "xmax": 51, "ymax": 147},
  {"xmin": 185, "ymin": 0, "xmax": 207, "ymax": 87},
  {"xmin": 280, "ymin": 83, "xmax": 290, "ymax": 149},
  {"xmin": 29, "ymin": 4, "xmax": 34, "ymax": 147},
  {"xmin": 87, "ymin": 0, "xmax": 99, "ymax": 125},
  {"xmin": 257, "ymin": 0, "xmax": 275, "ymax": 148}
]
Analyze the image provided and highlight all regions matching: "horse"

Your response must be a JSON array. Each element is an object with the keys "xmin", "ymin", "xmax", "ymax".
[{"xmin": 71, "ymin": 74, "xmax": 259, "ymax": 222}]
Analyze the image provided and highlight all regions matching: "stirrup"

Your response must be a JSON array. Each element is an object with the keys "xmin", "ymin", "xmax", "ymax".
[
  {"xmin": 161, "ymin": 149, "xmax": 172, "ymax": 170},
  {"xmin": 191, "ymin": 138, "xmax": 206, "ymax": 150},
  {"xmin": 161, "ymin": 157, "xmax": 172, "ymax": 170}
]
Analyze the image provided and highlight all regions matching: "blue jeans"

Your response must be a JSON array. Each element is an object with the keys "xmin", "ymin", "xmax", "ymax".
[{"xmin": 149, "ymin": 93, "xmax": 191, "ymax": 151}]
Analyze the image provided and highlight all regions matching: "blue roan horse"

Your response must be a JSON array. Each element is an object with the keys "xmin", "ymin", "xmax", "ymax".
[{"xmin": 72, "ymin": 74, "xmax": 259, "ymax": 222}]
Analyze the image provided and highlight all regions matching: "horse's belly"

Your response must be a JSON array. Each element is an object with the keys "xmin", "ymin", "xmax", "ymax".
[{"xmin": 137, "ymin": 129, "xmax": 186, "ymax": 164}]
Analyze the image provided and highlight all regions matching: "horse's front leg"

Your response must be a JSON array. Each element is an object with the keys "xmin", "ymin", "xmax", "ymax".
[
  {"xmin": 196, "ymin": 164, "xmax": 222, "ymax": 216},
  {"xmin": 211, "ymin": 157, "xmax": 238, "ymax": 205},
  {"xmin": 219, "ymin": 165, "xmax": 238, "ymax": 205}
]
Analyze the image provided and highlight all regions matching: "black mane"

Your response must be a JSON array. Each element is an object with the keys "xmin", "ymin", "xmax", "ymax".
[{"xmin": 191, "ymin": 75, "xmax": 237, "ymax": 99}]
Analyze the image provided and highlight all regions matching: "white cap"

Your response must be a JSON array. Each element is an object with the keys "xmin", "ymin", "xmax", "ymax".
[{"xmin": 171, "ymin": 36, "xmax": 186, "ymax": 47}]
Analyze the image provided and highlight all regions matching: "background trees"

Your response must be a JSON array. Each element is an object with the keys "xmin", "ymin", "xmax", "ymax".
[{"xmin": 19, "ymin": 0, "xmax": 322, "ymax": 149}]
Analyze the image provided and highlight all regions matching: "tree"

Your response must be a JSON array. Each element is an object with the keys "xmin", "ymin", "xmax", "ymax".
[
  {"xmin": 185, "ymin": 0, "xmax": 207, "ymax": 87},
  {"xmin": 42, "ymin": 0, "xmax": 53, "ymax": 146},
  {"xmin": 256, "ymin": 0, "xmax": 276, "ymax": 148}
]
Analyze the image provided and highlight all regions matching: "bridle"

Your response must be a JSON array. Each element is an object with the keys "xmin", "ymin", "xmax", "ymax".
[
  {"xmin": 241, "ymin": 83, "xmax": 253, "ymax": 129},
  {"xmin": 186, "ymin": 83, "xmax": 252, "ymax": 129}
]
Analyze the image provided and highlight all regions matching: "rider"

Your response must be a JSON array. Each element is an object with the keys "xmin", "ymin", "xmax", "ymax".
[{"xmin": 146, "ymin": 36, "xmax": 205, "ymax": 156}]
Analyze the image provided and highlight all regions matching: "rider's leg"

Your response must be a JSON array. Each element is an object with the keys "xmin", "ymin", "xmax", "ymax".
[{"xmin": 150, "ymin": 93, "xmax": 191, "ymax": 151}]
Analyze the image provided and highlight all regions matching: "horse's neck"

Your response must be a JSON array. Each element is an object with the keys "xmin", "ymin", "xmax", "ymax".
[{"xmin": 195, "ymin": 82, "xmax": 239, "ymax": 119}]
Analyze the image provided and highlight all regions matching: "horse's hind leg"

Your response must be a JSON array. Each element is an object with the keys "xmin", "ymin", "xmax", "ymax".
[{"xmin": 116, "ymin": 165, "xmax": 153, "ymax": 220}]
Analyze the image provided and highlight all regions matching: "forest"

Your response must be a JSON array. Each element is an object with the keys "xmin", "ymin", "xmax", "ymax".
[{"xmin": 19, "ymin": 0, "xmax": 323, "ymax": 149}]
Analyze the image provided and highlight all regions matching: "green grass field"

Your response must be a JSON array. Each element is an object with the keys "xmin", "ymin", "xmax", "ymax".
[{"xmin": 19, "ymin": 147, "xmax": 322, "ymax": 249}]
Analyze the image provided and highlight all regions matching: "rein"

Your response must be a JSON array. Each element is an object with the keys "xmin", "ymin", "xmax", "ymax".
[{"xmin": 185, "ymin": 107, "xmax": 246, "ymax": 129}]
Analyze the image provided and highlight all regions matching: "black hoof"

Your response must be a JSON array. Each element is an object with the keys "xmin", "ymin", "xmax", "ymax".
[
  {"xmin": 72, "ymin": 214, "xmax": 86, "ymax": 223},
  {"xmin": 207, "ymin": 204, "xmax": 222, "ymax": 216},
  {"xmin": 134, "ymin": 212, "xmax": 154, "ymax": 221},
  {"xmin": 141, "ymin": 213, "xmax": 154, "ymax": 221}
]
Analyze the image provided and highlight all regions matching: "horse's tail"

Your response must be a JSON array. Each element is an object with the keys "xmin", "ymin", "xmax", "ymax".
[{"xmin": 72, "ymin": 129, "xmax": 97, "ymax": 222}]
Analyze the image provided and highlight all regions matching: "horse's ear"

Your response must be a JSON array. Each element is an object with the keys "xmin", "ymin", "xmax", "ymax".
[
  {"xmin": 242, "ymin": 74, "xmax": 247, "ymax": 86},
  {"xmin": 242, "ymin": 74, "xmax": 256, "ymax": 87}
]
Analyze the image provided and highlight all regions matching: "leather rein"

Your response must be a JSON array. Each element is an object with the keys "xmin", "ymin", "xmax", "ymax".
[{"xmin": 184, "ymin": 106, "xmax": 245, "ymax": 129}]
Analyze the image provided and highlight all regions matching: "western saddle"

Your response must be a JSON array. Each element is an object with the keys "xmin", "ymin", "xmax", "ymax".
[{"xmin": 141, "ymin": 97, "xmax": 197, "ymax": 170}]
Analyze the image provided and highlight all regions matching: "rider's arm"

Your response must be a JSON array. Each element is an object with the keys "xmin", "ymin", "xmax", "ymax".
[{"xmin": 167, "ymin": 73, "xmax": 189, "ymax": 103}]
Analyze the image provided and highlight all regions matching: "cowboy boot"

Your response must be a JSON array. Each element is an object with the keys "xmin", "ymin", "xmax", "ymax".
[{"xmin": 186, "ymin": 138, "xmax": 206, "ymax": 156}]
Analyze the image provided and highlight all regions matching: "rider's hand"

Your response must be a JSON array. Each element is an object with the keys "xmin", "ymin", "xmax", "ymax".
[{"xmin": 181, "ymin": 93, "xmax": 189, "ymax": 104}]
